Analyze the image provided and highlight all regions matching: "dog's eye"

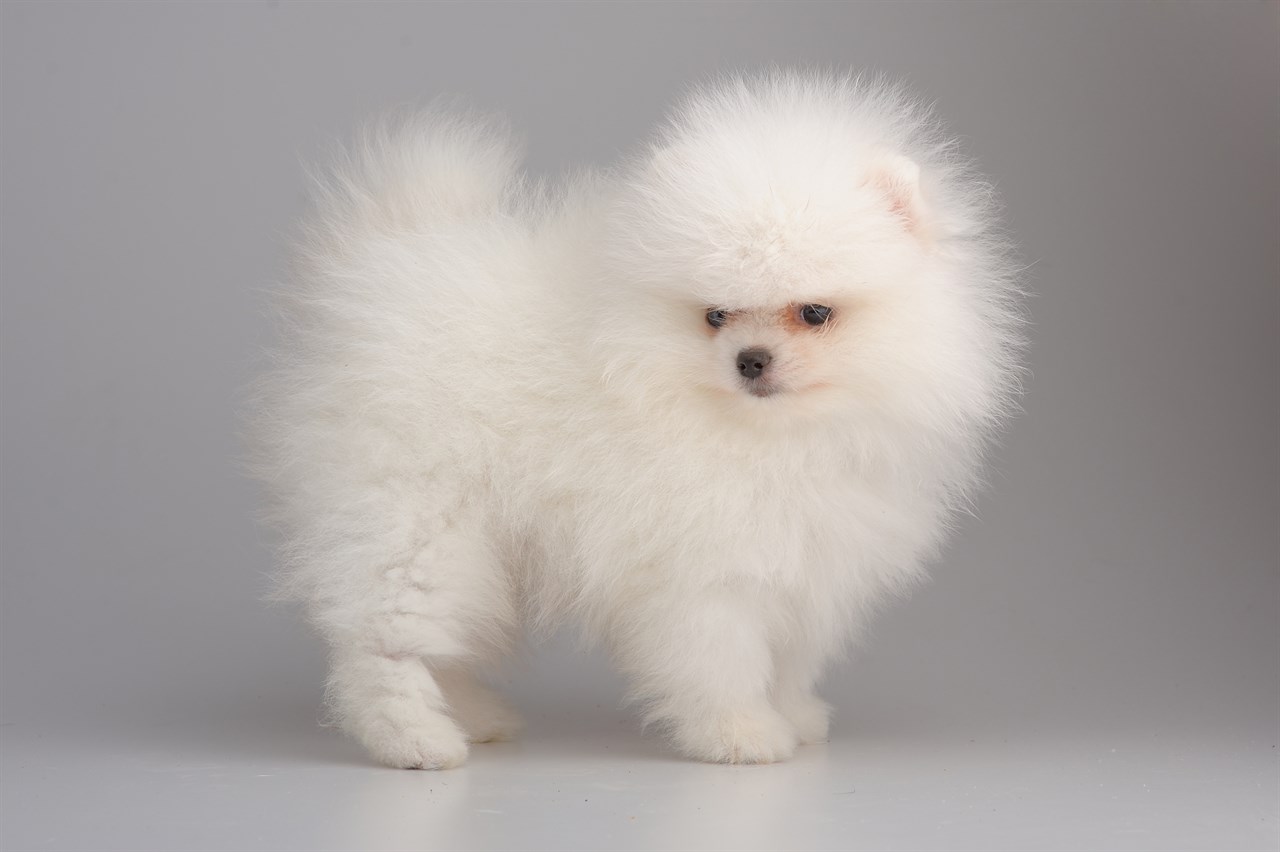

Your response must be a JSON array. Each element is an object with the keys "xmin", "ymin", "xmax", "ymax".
[
  {"xmin": 800, "ymin": 304, "xmax": 833, "ymax": 326},
  {"xmin": 705, "ymin": 309, "xmax": 730, "ymax": 329}
]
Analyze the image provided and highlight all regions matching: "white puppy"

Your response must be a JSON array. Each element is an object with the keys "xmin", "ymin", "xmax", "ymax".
[{"xmin": 248, "ymin": 72, "xmax": 1023, "ymax": 768}]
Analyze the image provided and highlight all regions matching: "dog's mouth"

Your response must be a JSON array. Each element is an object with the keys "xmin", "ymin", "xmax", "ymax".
[{"xmin": 743, "ymin": 379, "xmax": 783, "ymax": 398}]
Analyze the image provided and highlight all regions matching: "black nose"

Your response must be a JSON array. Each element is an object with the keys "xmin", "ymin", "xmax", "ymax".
[{"xmin": 736, "ymin": 348, "xmax": 773, "ymax": 379}]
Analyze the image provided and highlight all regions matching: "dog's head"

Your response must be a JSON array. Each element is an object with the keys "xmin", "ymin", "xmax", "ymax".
[{"xmin": 594, "ymin": 74, "xmax": 1016, "ymax": 446}]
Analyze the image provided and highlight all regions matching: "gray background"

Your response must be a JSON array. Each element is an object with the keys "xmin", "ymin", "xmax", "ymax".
[{"xmin": 1, "ymin": 2, "xmax": 1276, "ymax": 850}]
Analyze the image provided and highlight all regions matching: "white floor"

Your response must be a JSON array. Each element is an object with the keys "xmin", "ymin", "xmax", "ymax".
[{"xmin": 2, "ymin": 705, "xmax": 1275, "ymax": 851}]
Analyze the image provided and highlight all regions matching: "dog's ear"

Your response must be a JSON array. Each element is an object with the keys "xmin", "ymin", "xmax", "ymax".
[{"xmin": 868, "ymin": 152, "xmax": 932, "ymax": 243}]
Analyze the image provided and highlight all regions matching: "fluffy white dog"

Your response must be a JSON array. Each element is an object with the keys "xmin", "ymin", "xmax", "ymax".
[{"xmin": 249, "ymin": 72, "xmax": 1023, "ymax": 768}]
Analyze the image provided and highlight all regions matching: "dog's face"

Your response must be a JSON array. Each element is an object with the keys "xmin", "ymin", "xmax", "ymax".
[{"xmin": 700, "ymin": 302, "xmax": 843, "ymax": 400}]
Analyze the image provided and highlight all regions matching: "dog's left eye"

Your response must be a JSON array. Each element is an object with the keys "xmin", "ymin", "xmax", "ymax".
[{"xmin": 800, "ymin": 304, "xmax": 833, "ymax": 326}]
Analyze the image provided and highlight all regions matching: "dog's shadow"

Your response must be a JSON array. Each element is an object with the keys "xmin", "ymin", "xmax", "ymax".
[{"xmin": 44, "ymin": 686, "xmax": 674, "ymax": 772}]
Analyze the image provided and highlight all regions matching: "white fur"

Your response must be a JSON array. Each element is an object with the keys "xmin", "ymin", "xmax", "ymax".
[{"xmin": 247, "ymin": 72, "xmax": 1023, "ymax": 767}]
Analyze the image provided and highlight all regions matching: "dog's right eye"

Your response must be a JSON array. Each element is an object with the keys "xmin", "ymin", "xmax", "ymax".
[{"xmin": 705, "ymin": 309, "xmax": 729, "ymax": 329}]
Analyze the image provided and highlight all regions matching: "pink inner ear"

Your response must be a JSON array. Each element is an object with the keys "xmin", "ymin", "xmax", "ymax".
[{"xmin": 870, "ymin": 153, "xmax": 931, "ymax": 241}]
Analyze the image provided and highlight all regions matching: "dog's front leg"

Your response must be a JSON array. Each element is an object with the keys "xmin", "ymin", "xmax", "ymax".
[{"xmin": 610, "ymin": 586, "xmax": 799, "ymax": 764}]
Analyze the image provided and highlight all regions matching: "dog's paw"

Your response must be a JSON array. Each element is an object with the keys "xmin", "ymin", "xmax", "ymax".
[
  {"xmin": 778, "ymin": 692, "xmax": 832, "ymax": 744},
  {"xmin": 673, "ymin": 706, "xmax": 799, "ymax": 765},
  {"xmin": 437, "ymin": 671, "xmax": 524, "ymax": 743},
  {"xmin": 457, "ymin": 692, "xmax": 524, "ymax": 744},
  {"xmin": 358, "ymin": 707, "xmax": 470, "ymax": 770}
]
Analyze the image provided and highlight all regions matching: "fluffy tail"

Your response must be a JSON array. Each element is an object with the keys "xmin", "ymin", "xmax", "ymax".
[{"xmin": 299, "ymin": 107, "xmax": 526, "ymax": 255}]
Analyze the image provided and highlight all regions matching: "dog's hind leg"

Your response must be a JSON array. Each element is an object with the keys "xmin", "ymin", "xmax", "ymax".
[
  {"xmin": 327, "ymin": 647, "xmax": 468, "ymax": 769},
  {"xmin": 315, "ymin": 491, "xmax": 517, "ymax": 769},
  {"xmin": 437, "ymin": 666, "xmax": 524, "ymax": 743},
  {"xmin": 771, "ymin": 636, "xmax": 835, "ymax": 745}
]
